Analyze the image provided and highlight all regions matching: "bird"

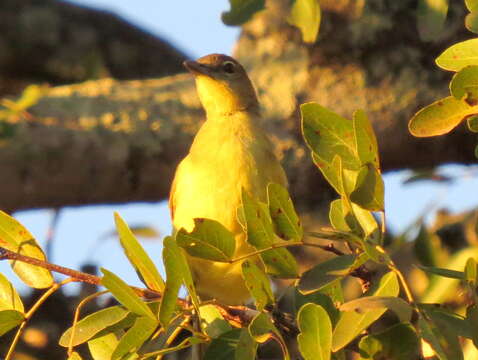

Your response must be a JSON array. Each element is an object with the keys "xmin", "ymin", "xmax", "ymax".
[{"xmin": 169, "ymin": 54, "xmax": 287, "ymax": 305}]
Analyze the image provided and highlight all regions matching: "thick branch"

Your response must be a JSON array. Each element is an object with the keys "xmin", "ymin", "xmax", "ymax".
[{"xmin": 0, "ymin": 0, "xmax": 476, "ymax": 212}]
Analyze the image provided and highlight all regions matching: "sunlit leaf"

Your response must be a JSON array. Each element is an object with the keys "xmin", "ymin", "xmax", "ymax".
[
  {"xmin": 177, "ymin": 218, "xmax": 235, "ymax": 262},
  {"xmin": 267, "ymin": 183, "xmax": 303, "ymax": 241},
  {"xmin": 297, "ymin": 303, "xmax": 332, "ymax": 360},
  {"xmin": 114, "ymin": 213, "xmax": 164, "ymax": 292},
  {"xmin": 466, "ymin": 11, "xmax": 478, "ymax": 34},
  {"xmin": 465, "ymin": 257, "xmax": 478, "ymax": 284},
  {"xmin": 0, "ymin": 211, "xmax": 53, "ymax": 288},
  {"xmin": 240, "ymin": 190, "xmax": 298, "ymax": 278},
  {"xmin": 450, "ymin": 66, "xmax": 478, "ymax": 101},
  {"xmin": 294, "ymin": 287, "xmax": 340, "ymax": 326},
  {"xmin": 88, "ymin": 330, "xmax": 125, "ymax": 360},
  {"xmin": 353, "ymin": 109, "xmax": 379, "ymax": 167},
  {"xmin": 339, "ymin": 296, "xmax": 413, "ymax": 323},
  {"xmin": 0, "ymin": 309, "xmax": 24, "ymax": 336},
  {"xmin": 287, "ymin": 0, "xmax": 321, "ymax": 43},
  {"xmin": 101, "ymin": 269, "xmax": 155, "ymax": 320},
  {"xmin": 358, "ymin": 323, "xmax": 420, "ymax": 360},
  {"xmin": 332, "ymin": 271, "xmax": 399, "ymax": 351},
  {"xmin": 111, "ymin": 316, "xmax": 157, "ymax": 360},
  {"xmin": 241, "ymin": 260, "xmax": 274, "ymax": 311},
  {"xmin": 409, "ymin": 96, "xmax": 478, "ymax": 137},
  {"xmin": 301, "ymin": 102, "xmax": 361, "ymax": 170},
  {"xmin": 350, "ymin": 163, "xmax": 384, "ymax": 211},
  {"xmin": 417, "ymin": 0, "xmax": 449, "ymax": 41},
  {"xmin": 59, "ymin": 306, "xmax": 130, "ymax": 347},
  {"xmin": 222, "ymin": 0, "xmax": 265, "ymax": 26},
  {"xmin": 160, "ymin": 236, "xmax": 186, "ymax": 326},
  {"xmin": 436, "ymin": 39, "xmax": 478, "ymax": 71},
  {"xmin": 466, "ymin": 0, "xmax": 478, "ymax": 12},
  {"xmin": 199, "ymin": 304, "xmax": 232, "ymax": 338},
  {"xmin": 0, "ymin": 272, "xmax": 24, "ymax": 313}
]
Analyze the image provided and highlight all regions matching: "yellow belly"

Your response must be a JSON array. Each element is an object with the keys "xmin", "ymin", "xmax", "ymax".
[{"xmin": 170, "ymin": 115, "xmax": 286, "ymax": 304}]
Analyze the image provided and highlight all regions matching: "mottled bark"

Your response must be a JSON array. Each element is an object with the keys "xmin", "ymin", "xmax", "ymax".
[{"xmin": 0, "ymin": 0, "xmax": 476, "ymax": 212}]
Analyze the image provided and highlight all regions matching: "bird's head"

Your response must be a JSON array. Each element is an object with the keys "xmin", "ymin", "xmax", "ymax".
[{"xmin": 184, "ymin": 54, "xmax": 259, "ymax": 118}]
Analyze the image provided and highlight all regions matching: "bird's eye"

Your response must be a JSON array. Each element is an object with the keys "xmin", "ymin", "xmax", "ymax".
[{"xmin": 222, "ymin": 61, "xmax": 235, "ymax": 74}]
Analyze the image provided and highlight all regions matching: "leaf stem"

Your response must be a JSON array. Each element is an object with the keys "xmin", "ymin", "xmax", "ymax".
[{"xmin": 67, "ymin": 290, "xmax": 109, "ymax": 356}]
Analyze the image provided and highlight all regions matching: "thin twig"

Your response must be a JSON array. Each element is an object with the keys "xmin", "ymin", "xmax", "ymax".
[{"xmin": 5, "ymin": 278, "xmax": 74, "ymax": 360}]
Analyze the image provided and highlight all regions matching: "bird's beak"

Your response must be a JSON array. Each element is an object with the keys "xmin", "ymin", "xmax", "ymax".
[{"xmin": 183, "ymin": 60, "xmax": 209, "ymax": 76}]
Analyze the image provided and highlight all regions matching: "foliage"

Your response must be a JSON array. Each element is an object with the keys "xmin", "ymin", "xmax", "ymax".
[{"xmin": 1, "ymin": 1, "xmax": 478, "ymax": 359}]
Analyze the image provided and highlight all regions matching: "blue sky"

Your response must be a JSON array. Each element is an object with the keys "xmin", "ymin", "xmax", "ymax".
[{"xmin": 2, "ymin": 0, "xmax": 478, "ymax": 294}]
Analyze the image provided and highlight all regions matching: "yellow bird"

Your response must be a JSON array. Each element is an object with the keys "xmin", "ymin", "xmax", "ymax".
[{"xmin": 169, "ymin": 54, "xmax": 287, "ymax": 305}]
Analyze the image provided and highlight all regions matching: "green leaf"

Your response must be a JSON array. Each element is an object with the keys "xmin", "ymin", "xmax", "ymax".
[
  {"xmin": 466, "ymin": 0, "xmax": 478, "ymax": 11},
  {"xmin": 422, "ymin": 247, "xmax": 478, "ymax": 303},
  {"xmin": 222, "ymin": 0, "xmax": 265, "ymax": 26},
  {"xmin": 467, "ymin": 115, "xmax": 478, "ymax": 132},
  {"xmin": 199, "ymin": 304, "xmax": 232, "ymax": 338},
  {"xmin": 241, "ymin": 260, "xmax": 274, "ymax": 311},
  {"xmin": 297, "ymin": 303, "xmax": 332, "ymax": 360},
  {"xmin": 0, "ymin": 272, "xmax": 24, "ymax": 312},
  {"xmin": 298, "ymin": 254, "xmax": 357, "ymax": 294},
  {"xmin": 249, "ymin": 312, "xmax": 289, "ymax": 359},
  {"xmin": 358, "ymin": 323, "xmax": 420, "ymax": 360},
  {"xmin": 235, "ymin": 328, "xmax": 258, "ymax": 360},
  {"xmin": 241, "ymin": 190, "xmax": 298, "ymax": 278},
  {"xmin": 114, "ymin": 212, "xmax": 164, "ymax": 292},
  {"xmin": 294, "ymin": 286, "xmax": 340, "ymax": 326},
  {"xmin": 332, "ymin": 271, "xmax": 399, "ymax": 351},
  {"xmin": 160, "ymin": 236, "xmax": 188, "ymax": 326},
  {"xmin": 329, "ymin": 199, "xmax": 351, "ymax": 232},
  {"xmin": 267, "ymin": 183, "xmax": 303, "ymax": 241},
  {"xmin": 301, "ymin": 103, "xmax": 361, "ymax": 170},
  {"xmin": 350, "ymin": 163, "xmax": 385, "ymax": 211},
  {"xmin": 450, "ymin": 65, "xmax": 478, "ymax": 100},
  {"xmin": 436, "ymin": 38, "xmax": 478, "ymax": 71},
  {"xmin": 88, "ymin": 330, "xmax": 126, "ymax": 360},
  {"xmin": 413, "ymin": 224, "xmax": 440, "ymax": 267},
  {"xmin": 409, "ymin": 96, "xmax": 478, "ymax": 137},
  {"xmin": 59, "ymin": 306, "xmax": 130, "ymax": 347},
  {"xmin": 0, "ymin": 211, "xmax": 53, "ymax": 288},
  {"xmin": 339, "ymin": 296, "xmax": 413, "ymax": 323},
  {"xmin": 467, "ymin": 304, "xmax": 478, "ymax": 348},
  {"xmin": 111, "ymin": 316, "xmax": 157, "ymax": 360},
  {"xmin": 466, "ymin": 11, "xmax": 478, "ymax": 34},
  {"xmin": 417, "ymin": 0, "xmax": 449, "ymax": 41},
  {"xmin": 203, "ymin": 329, "xmax": 241, "ymax": 360},
  {"xmin": 418, "ymin": 265, "xmax": 464, "ymax": 279},
  {"xmin": 177, "ymin": 218, "xmax": 235, "ymax": 262},
  {"xmin": 353, "ymin": 109, "xmax": 379, "ymax": 167},
  {"xmin": 287, "ymin": 0, "xmax": 321, "ymax": 43},
  {"xmin": 419, "ymin": 304, "xmax": 471, "ymax": 338},
  {"xmin": 101, "ymin": 269, "xmax": 155, "ymax": 320},
  {"xmin": 465, "ymin": 257, "xmax": 477, "ymax": 284},
  {"xmin": 418, "ymin": 310, "xmax": 463, "ymax": 360},
  {"xmin": 0, "ymin": 309, "xmax": 24, "ymax": 336}
]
